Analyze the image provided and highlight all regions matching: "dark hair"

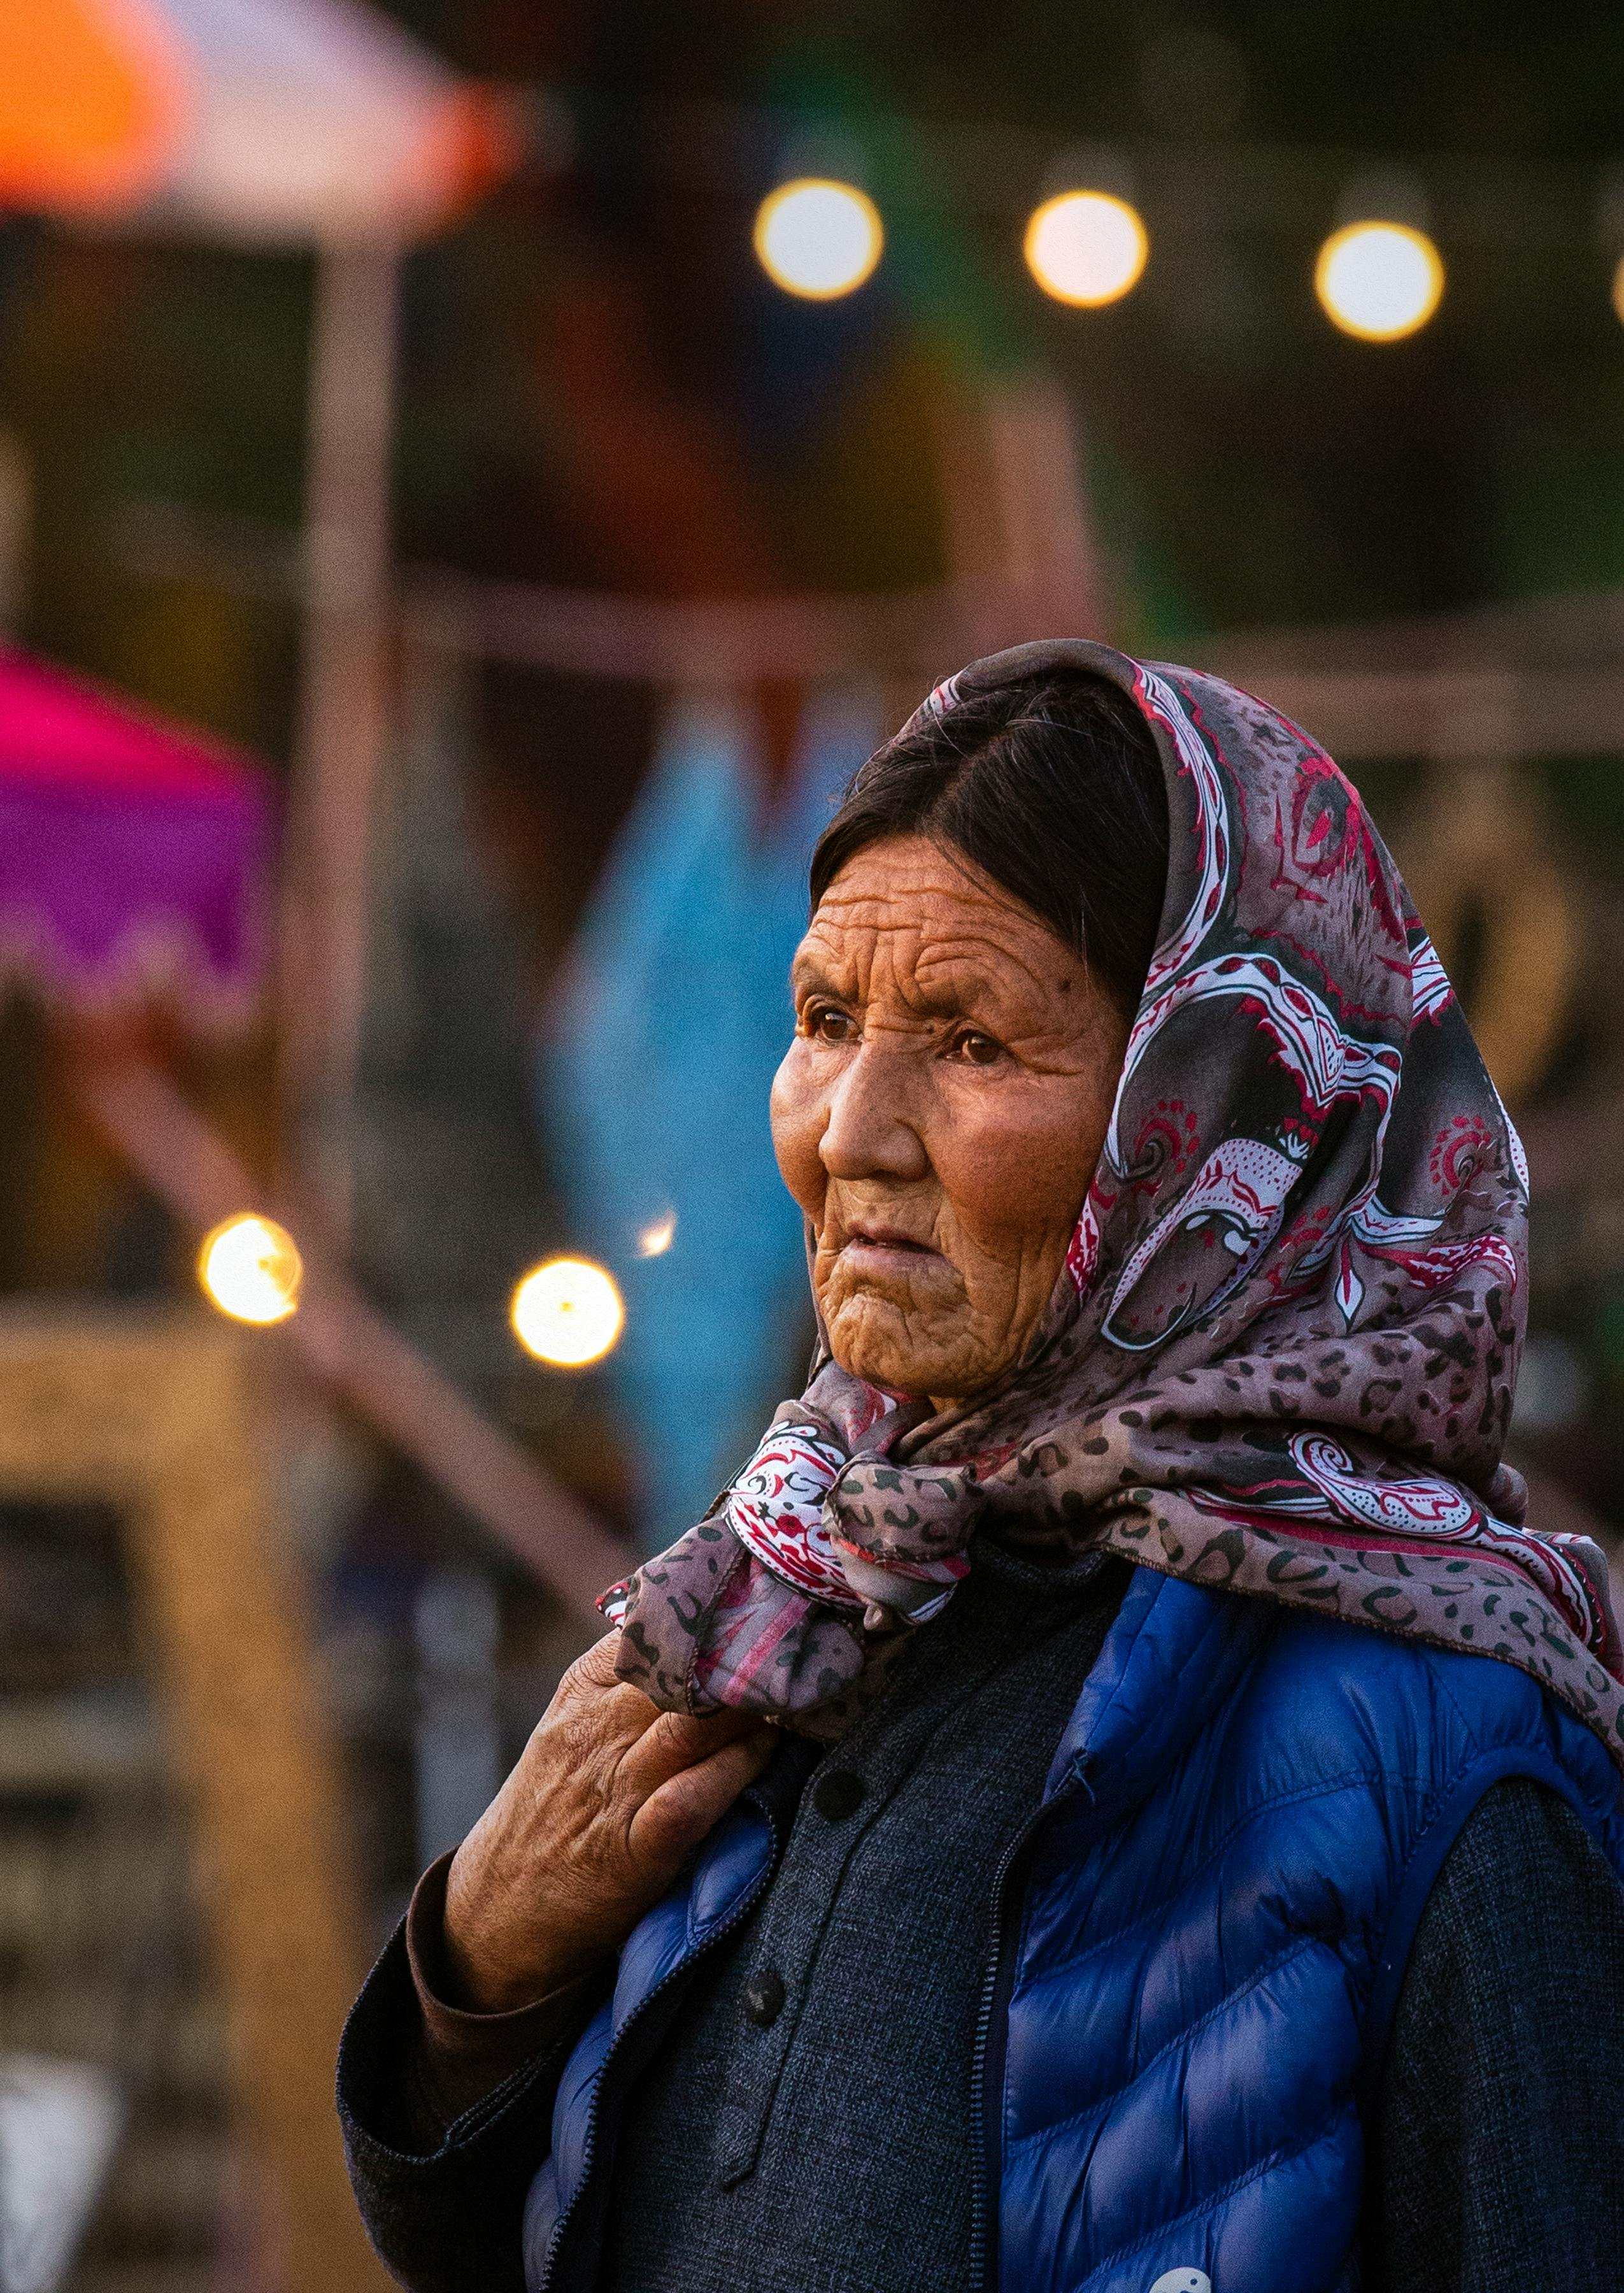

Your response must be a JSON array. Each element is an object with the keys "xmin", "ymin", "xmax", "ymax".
[{"xmin": 809, "ymin": 671, "xmax": 1171, "ymax": 1018}]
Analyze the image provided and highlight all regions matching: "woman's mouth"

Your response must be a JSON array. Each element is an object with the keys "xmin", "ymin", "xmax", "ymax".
[{"xmin": 841, "ymin": 1224, "xmax": 943, "ymax": 1275}]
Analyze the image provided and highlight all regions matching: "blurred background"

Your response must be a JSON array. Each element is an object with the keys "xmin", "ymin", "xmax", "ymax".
[{"xmin": 0, "ymin": 1, "xmax": 1623, "ymax": 2287}]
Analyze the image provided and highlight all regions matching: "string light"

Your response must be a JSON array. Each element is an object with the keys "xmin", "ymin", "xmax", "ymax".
[
  {"xmin": 1315, "ymin": 220, "xmax": 1444, "ymax": 341},
  {"xmin": 753, "ymin": 178, "xmax": 883, "ymax": 299},
  {"xmin": 511, "ymin": 1257, "xmax": 625, "ymax": 1367},
  {"xmin": 197, "ymin": 1213, "xmax": 303, "ymax": 1325},
  {"xmin": 1023, "ymin": 190, "xmax": 1148, "ymax": 307}
]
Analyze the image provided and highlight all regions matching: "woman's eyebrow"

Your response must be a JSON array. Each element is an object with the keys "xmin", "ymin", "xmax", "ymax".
[
  {"xmin": 790, "ymin": 952, "xmax": 849, "ymax": 998},
  {"xmin": 909, "ymin": 951, "xmax": 1030, "ymax": 1015},
  {"xmin": 790, "ymin": 945, "xmax": 1037, "ymax": 1017}
]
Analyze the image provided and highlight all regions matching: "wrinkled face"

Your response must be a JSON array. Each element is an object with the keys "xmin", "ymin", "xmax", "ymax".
[{"xmin": 771, "ymin": 834, "xmax": 1132, "ymax": 1407}]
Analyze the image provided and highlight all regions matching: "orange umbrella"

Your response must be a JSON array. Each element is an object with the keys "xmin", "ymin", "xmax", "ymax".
[
  {"xmin": 0, "ymin": 0, "xmax": 509, "ymax": 239},
  {"xmin": 0, "ymin": 1, "xmax": 181, "ymax": 211}
]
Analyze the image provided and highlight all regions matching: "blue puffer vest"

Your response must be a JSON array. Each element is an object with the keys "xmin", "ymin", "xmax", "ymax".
[{"xmin": 522, "ymin": 1568, "xmax": 1624, "ymax": 2293}]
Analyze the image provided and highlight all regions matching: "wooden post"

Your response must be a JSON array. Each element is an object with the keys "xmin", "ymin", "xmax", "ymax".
[{"xmin": 282, "ymin": 239, "xmax": 401, "ymax": 1246}]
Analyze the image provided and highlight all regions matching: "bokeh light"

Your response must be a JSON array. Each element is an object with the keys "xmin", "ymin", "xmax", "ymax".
[
  {"xmin": 1023, "ymin": 190, "xmax": 1149, "ymax": 307},
  {"xmin": 511, "ymin": 1256, "xmax": 625, "ymax": 1366},
  {"xmin": 197, "ymin": 1213, "xmax": 303, "ymax": 1325},
  {"xmin": 1611, "ymin": 254, "xmax": 1624, "ymax": 327},
  {"xmin": 637, "ymin": 1211, "xmax": 677, "ymax": 1259},
  {"xmin": 1314, "ymin": 221, "xmax": 1444, "ymax": 341},
  {"xmin": 753, "ymin": 178, "xmax": 883, "ymax": 299}
]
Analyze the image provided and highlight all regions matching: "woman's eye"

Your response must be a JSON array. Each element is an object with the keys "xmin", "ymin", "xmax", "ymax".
[
  {"xmin": 808, "ymin": 1004, "xmax": 858, "ymax": 1043},
  {"xmin": 951, "ymin": 1028, "xmax": 1004, "ymax": 1067}
]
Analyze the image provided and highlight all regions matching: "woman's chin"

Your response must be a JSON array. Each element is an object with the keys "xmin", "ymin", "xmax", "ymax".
[{"xmin": 824, "ymin": 1306, "xmax": 972, "ymax": 1406}]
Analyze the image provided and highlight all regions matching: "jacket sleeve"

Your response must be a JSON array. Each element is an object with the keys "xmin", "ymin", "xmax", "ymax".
[
  {"xmin": 336, "ymin": 1866, "xmax": 609, "ymax": 2293},
  {"xmin": 1367, "ymin": 1773, "xmax": 1624, "ymax": 2292}
]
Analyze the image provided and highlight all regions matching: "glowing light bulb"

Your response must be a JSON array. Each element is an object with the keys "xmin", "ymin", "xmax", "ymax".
[
  {"xmin": 753, "ymin": 178, "xmax": 883, "ymax": 299},
  {"xmin": 1023, "ymin": 190, "xmax": 1148, "ymax": 307},
  {"xmin": 637, "ymin": 1211, "xmax": 676, "ymax": 1259},
  {"xmin": 511, "ymin": 1257, "xmax": 624, "ymax": 1367},
  {"xmin": 198, "ymin": 1213, "xmax": 303, "ymax": 1325},
  {"xmin": 1315, "ymin": 221, "xmax": 1443, "ymax": 341}
]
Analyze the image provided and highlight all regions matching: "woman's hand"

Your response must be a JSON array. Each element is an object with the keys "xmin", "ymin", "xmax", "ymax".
[{"xmin": 441, "ymin": 1633, "xmax": 776, "ymax": 2013}]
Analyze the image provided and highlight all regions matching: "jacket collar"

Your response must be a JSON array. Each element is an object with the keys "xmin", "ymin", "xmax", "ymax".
[{"xmin": 1046, "ymin": 1567, "xmax": 1276, "ymax": 1823}]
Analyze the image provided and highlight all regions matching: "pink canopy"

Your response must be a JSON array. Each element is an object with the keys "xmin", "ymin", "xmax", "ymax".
[{"xmin": 0, "ymin": 646, "xmax": 272, "ymax": 1033}]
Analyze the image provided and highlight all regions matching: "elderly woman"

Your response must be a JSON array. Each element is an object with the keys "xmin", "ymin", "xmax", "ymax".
[{"xmin": 339, "ymin": 642, "xmax": 1624, "ymax": 2293}]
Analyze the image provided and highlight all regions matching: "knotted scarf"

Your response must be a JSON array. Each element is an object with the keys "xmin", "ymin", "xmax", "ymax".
[{"xmin": 603, "ymin": 639, "xmax": 1624, "ymax": 1764}]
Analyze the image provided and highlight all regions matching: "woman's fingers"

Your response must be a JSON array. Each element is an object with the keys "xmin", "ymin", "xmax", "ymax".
[
  {"xmin": 550, "ymin": 1631, "xmax": 658, "ymax": 1732},
  {"xmin": 615, "ymin": 1703, "xmax": 769, "ymax": 1798},
  {"xmin": 440, "ymin": 1627, "xmax": 775, "ymax": 2010},
  {"xmin": 626, "ymin": 1729, "xmax": 778, "ymax": 1874}
]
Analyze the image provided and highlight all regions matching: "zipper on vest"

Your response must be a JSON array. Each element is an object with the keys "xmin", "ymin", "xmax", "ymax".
[
  {"xmin": 535, "ymin": 1841, "xmax": 780, "ymax": 2293},
  {"xmin": 967, "ymin": 1762, "xmax": 1092, "ymax": 2293}
]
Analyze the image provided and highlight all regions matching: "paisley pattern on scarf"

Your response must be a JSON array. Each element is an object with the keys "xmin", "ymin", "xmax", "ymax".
[{"xmin": 604, "ymin": 638, "xmax": 1624, "ymax": 1761}]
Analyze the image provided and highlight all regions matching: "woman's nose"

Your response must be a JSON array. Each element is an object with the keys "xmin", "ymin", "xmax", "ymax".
[{"xmin": 820, "ymin": 1045, "xmax": 930, "ymax": 1182}]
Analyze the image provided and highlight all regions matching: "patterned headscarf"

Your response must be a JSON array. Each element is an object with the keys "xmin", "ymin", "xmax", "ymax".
[{"xmin": 604, "ymin": 640, "xmax": 1624, "ymax": 1764}]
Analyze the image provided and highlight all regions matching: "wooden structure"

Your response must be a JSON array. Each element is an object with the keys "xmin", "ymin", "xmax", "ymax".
[{"xmin": 0, "ymin": 1304, "xmax": 392, "ymax": 2293}]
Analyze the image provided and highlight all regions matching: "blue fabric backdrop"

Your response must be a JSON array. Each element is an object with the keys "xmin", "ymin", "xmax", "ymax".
[{"xmin": 541, "ymin": 686, "xmax": 879, "ymax": 1551}]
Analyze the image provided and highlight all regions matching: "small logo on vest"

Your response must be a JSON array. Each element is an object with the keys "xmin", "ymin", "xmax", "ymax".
[{"xmin": 1148, "ymin": 2273, "xmax": 1211, "ymax": 2293}]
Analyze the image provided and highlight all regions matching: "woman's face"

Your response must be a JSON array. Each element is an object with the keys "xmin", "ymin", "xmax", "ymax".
[{"xmin": 771, "ymin": 833, "xmax": 1132, "ymax": 1407}]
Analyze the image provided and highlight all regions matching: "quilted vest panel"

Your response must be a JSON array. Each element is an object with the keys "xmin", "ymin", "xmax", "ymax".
[
  {"xmin": 524, "ymin": 1571, "xmax": 1624, "ymax": 2293},
  {"xmin": 996, "ymin": 1576, "xmax": 1624, "ymax": 2293}
]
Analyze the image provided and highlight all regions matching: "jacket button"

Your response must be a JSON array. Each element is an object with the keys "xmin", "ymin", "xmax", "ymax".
[
  {"xmin": 813, "ymin": 1768, "xmax": 865, "ymax": 1821},
  {"xmin": 743, "ymin": 1970, "xmax": 785, "ymax": 2027}
]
